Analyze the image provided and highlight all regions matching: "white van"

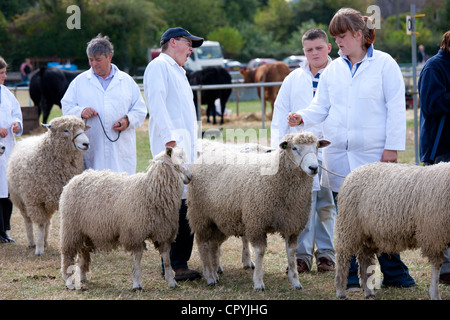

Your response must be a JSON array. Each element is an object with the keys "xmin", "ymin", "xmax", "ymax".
[{"xmin": 183, "ymin": 40, "xmax": 224, "ymax": 71}]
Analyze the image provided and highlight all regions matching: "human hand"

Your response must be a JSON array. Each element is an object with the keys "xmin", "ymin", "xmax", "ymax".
[
  {"xmin": 165, "ymin": 141, "xmax": 177, "ymax": 148},
  {"xmin": 81, "ymin": 107, "xmax": 98, "ymax": 119},
  {"xmin": 287, "ymin": 112, "xmax": 303, "ymax": 127},
  {"xmin": 11, "ymin": 123, "xmax": 20, "ymax": 134},
  {"xmin": 112, "ymin": 116, "xmax": 129, "ymax": 132},
  {"xmin": 381, "ymin": 150, "xmax": 398, "ymax": 163},
  {"xmin": 0, "ymin": 128, "xmax": 7, "ymax": 138}
]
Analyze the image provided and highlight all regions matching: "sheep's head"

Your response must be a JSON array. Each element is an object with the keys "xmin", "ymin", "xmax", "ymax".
[
  {"xmin": 41, "ymin": 115, "xmax": 90, "ymax": 152},
  {"xmin": 154, "ymin": 147, "xmax": 192, "ymax": 184},
  {"xmin": 0, "ymin": 143, "xmax": 5, "ymax": 156},
  {"xmin": 279, "ymin": 132, "xmax": 330, "ymax": 177}
]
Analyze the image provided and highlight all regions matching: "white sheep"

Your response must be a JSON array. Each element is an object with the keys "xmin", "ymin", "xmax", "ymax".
[
  {"xmin": 59, "ymin": 147, "xmax": 192, "ymax": 291},
  {"xmin": 188, "ymin": 132, "xmax": 330, "ymax": 290},
  {"xmin": 198, "ymin": 139, "xmax": 275, "ymax": 272},
  {"xmin": 7, "ymin": 115, "xmax": 89, "ymax": 256},
  {"xmin": 335, "ymin": 161, "xmax": 450, "ymax": 300}
]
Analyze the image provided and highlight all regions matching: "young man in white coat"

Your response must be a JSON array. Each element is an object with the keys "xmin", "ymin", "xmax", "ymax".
[
  {"xmin": 144, "ymin": 27, "xmax": 203, "ymax": 281},
  {"xmin": 288, "ymin": 8, "xmax": 416, "ymax": 290},
  {"xmin": 0, "ymin": 57, "xmax": 23, "ymax": 243},
  {"xmin": 62, "ymin": 34, "xmax": 147, "ymax": 175},
  {"xmin": 271, "ymin": 29, "xmax": 336, "ymax": 273}
]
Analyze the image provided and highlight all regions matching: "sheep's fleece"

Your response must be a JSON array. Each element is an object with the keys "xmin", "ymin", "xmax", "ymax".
[
  {"xmin": 335, "ymin": 161, "xmax": 450, "ymax": 300},
  {"xmin": 7, "ymin": 115, "xmax": 89, "ymax": 256}
]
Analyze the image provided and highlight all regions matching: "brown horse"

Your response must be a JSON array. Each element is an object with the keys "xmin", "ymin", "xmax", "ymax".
[{"xmin": 240, "ymin": 61, "xmax": 290, "ymax": 119}]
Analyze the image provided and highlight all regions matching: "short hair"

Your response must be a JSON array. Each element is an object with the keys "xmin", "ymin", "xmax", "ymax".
[
  {"xmin": 329, "ymin": 8, "xmax": 375, "ymax": 50},
  {"xmin": 0, "ymin": 56, "xmax": 7, "ymax": 69},
  {"xmin": 86, "ymin": 34, "xmax": 114, "ymax": 58},
  {"xmin": 302, "ymin": 28, "xmax": 329, "ymax": 45},
  {"xmin": 440, "ymin": 31, "xmax": 450, "ymax": 55}
]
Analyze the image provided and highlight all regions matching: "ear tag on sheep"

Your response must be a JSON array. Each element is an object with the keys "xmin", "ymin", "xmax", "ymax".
[
  {"xmin": 280, "ymin": 142, "xmax": 288, "ymax": 150},
  {"xmin": 166, "ymin": 148, "xmax": 173, "ymax": 157}
]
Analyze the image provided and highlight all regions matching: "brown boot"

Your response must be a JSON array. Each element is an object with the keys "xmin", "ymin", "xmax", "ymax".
[{"xmin": 317, "ymin": 257, "xmax": 335, "ymax": 272}]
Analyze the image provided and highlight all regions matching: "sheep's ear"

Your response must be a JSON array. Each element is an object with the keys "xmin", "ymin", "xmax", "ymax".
[
  {"xmin": 318, "ymin": 139, "xmax": 331, "ymax": 148},
  {"xmin": 166, "ymin": 147, "xmax": 173, "ymax": 157},
  {"xmin": 279, "ymin": 141, "xmax": 288, "ymax": 150},
  {"xmin": 41, "ymin": 123, "xmax": 56, "ymax": 132}
]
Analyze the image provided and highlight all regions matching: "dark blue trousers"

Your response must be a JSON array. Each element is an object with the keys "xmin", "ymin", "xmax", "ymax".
[{"xmin": 162, "ymin": 199, "xmax": 194, "ymax": 272}]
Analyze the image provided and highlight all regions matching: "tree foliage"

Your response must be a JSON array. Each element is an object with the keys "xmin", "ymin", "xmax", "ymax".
[{"xmin": 0, "ymin": 0, "xmax": 448, "ymax": 72}]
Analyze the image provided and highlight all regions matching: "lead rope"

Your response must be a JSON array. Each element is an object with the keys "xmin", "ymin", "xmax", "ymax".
[
  {"xmin": 97, "ymin": 114, "xmax": 120, "ymax": 142},
  {"xmin": 318, "ymin": 164, "xmax": 346, "ymax": 178}
]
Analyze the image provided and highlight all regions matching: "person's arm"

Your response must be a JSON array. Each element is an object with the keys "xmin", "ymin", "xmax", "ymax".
[{"xmin": 419, "ymin": 66, "xmax": 450, "ymax": 117}]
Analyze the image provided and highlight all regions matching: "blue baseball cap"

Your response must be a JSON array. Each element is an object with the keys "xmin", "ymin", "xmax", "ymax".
[{"xmin": 160, "ymin": 27, "xmax": 204, "ymax": 48}]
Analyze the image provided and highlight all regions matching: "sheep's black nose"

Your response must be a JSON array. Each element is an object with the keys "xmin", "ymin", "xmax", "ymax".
[
  {"xmin": 83, "ymin": 143, "xmax": 90, "ymax": 149},
  {"xmin": 309, "ymin": 166, "xmax": 318, "ymax": 174}
]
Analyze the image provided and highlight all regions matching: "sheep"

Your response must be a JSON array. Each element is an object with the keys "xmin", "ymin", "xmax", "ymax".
[
  {"xmin": 187, "ymin": 132, "xmax": 330, "ymax": 290},
  {"xmin": 198, "ymin": 138, "xmax": 275, "ymax": 272},
  {"xmin": 7, "ymin": 115, "xmax": 89, "ymax": 256},
  {"xmin": 59, "ymin": 147, "xmax": 192, "ymax": 291},
  {"xmin": 334, "ymin": 161, "xmax": 450, "ymax": 300}
]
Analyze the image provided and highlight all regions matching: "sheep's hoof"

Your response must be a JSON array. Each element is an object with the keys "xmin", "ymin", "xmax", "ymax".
[
  {"xmin": 365, "ymin": 294, "xmax": 376, "ymax": 300},
  {"xmin": 337, "ymin": 294, "xmax": 347, "ymax": 299},
  {"xmin": 169, "ymin": 282, "xmax": 178, "ymax": 289},
  {"xmin": 243, "ymin": 263, "xmax": 255, "ymax": 270},
  {"xmin": 28, "ymin": 244, "xmax": 36, "ymax": 249},
  {"xmin": 254, "ymin": 286, "xmax": 265, "ymax": 292},
  {"xmin": 132, "ymin": 286, "xmax": 143, "ymax": 291},
  {"xmin": 293, "ymin": 283, "xmax": 303, "ymax": 290}
]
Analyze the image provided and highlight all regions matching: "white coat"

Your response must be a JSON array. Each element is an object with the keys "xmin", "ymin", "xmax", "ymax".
[
  {"xmin": 0, "ymin": 85, "xmax": 23, "ymax": 197},
  {"xmin": 61, "ymin": 65, "xmax": 147, "ymax": 175},
  {"xmin": 143, "ymin": 53, "xmax": 199, "ymax": 199},
  {"xmin": 298, "ymin": 48, "xmax": 406, "ymax": 192},
  {"xmin": 271, "ymin": 58, "xmax": 331, "ymax": 191}
]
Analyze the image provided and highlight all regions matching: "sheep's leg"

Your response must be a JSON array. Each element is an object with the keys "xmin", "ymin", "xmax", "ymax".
[
  {"xmin": 358, "ymin": 251, "xmax": 376, "ymax": 299},
  {"xmin": 131, "ymin": 249, "xmax": 143, "ymax": 290},
  {"xmin": 429, "ymin": 260, "xmax": 442, "ymax": 300},
  {"xmin": 252, "ymin": 239, "xmax": 267, "ymax": 291},
  {"xmin": 35, "ymin": 222, "xmax": 47, "ymax": 256},
  {"xmin": 159, "ymin": 242, "xmax": 177, "ymax": 289},
  {"xmin": 61, "ymin": 248, "xmax": 78, "ymax": 289},
  {"xmin": 197, "ymin": 239, "xmax": 217, "ymax": 286},
  {"xmin": 209, "ymin": 241, "xmax": 221, "ymax": 283},
  {"xmin": 78, "ymin": 247, "xmax": 91, "ymax": 283},
  {"xmin": 242, "ymin": 236, "xmax": 255, "ymax": 270},
  {"xmin": 335, "ymin": 251, "xmax": 351, "ymax": 299},
  {"xmin": 285, "ymin": 235, "xmax": 302, "ymax": 290},
  {"xmin": 44, "ymin": 221, "xmax": 51, "ymax": 248},
  {"xmin": 23, "ymin": 215, "xmax": 35, "ymax": 248}
]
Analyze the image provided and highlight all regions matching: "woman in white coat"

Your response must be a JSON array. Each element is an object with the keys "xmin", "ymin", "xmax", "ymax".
[
  {"xmin": 62, "ymin": 35, "xmax": 147, "ymax": 175},
  {"xmin": 0, "ymin": 57, "xmax": 23, "ymax": 243},
  {"xmin": 288, "ymin": 8, "xmax": 415, "ymax": 290}
]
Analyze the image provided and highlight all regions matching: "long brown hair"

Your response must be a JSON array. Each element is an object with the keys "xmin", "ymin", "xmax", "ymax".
[
  {"xmin": 0, "ymin": 56, "xmax": 8, "ymax": 69},
  {"xmin": 440, "ymin": 31, "xmax": 450, "ymax": 54},
  {"xmin": 329, "ymin": 8, "xmax": 376, "ymax": 50}
]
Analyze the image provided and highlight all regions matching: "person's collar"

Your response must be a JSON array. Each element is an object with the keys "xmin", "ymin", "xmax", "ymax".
[
  {"xmin": 339, "ymin": 44, "xmax": 374, "ymax": 63},
  {"xmin": 300, "ymin": 55, "xmax": 332, "ymax": 75}
]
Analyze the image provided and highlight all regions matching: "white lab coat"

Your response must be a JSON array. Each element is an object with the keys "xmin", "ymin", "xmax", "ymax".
[
  {"xmin": 0, "ymin": 85, "xmax": 23, "ymax": 197},
  {"xmin": 61, "ymin": 65, "xmax": 147, "ymax": 175},
  {"xmin": 298, "ymin": 48, "xmax": 406, "ymax": 192},
  {"xmin": 271, "ymin": 58, "xmax": 331, "ymax": 191},
  {"xmin": 144, "ymin": 53, "xmax": 199, "ymax": 199}
]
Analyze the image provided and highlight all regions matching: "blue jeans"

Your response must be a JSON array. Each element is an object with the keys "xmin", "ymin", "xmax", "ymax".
[
  {"xmin": 332, "ymin": 192, "xmax": 415, "ymax": 287},
  {"xmin": 162, "ymin": 199, "xmax": 195, "ymax": 272}
]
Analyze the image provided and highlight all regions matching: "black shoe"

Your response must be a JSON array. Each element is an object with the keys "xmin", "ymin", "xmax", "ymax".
[
  {"xmin": 0, "ymin": 232, "xmax": 14, "ymax": 243},
  {"xmin": 173, "ymin": 268, "xmax": 202, "ymax": 281},
  {"xmin": 0, "ymin": 234, "xmax": 9, "ymax": 243}
]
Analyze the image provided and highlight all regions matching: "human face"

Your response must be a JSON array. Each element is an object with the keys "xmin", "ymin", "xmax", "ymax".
[
  {"xmin": 302, "ymin": 38, "xmax": 331, "ymax": 73},
  {"xmin": 0, "ymin": 68, "xmax": 6, "ymax": 85},
  {"xmin": 334, "ymin": 30, "xmax": 364, "ymax": 61},
  {"xmin": 172, "ymin": 37, "xmax": 193, "ymax": 67},
  {"xmin": 88, "ymin": 53, "xmax": 112, "ymax": 78}
]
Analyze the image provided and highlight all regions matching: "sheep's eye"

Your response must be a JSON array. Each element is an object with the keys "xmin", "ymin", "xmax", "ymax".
[
  {"xmin": 63, "ymin": 129, "xmax": 70, "ymax": 136},
  {"xmin": 292, "ymin": 147, "xmax": 297, "ymax": 151}
]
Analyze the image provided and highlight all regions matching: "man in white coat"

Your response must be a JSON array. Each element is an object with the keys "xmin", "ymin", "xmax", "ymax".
[
  {"xmin": 271, "ymin": 29, "xmax": 336, "ymax": 273},
  {"xmin": 0, "ymin": 57, "xmax": 23, "ymax": 243},
  {"xmin": 62, "ymin": 34, "xmax": 147, "ymax": 175},
  {"xmin": 144, "ymin": 27, "xmax": 203, "ymax": 281}
]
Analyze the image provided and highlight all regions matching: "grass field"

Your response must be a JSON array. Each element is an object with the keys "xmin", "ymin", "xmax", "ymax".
[{"xmin": 1, "ymin": 92, "xmax": 448, "ymax": 305}]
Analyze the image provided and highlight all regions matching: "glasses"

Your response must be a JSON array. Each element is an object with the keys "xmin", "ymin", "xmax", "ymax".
[{"xmin": 175, "ymin": 38, "xmax": 193, "ymax": 48}]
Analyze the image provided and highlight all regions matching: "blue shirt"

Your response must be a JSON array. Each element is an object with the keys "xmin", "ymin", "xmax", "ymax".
[
  {"xmin": 340, "ymin": 44, "xmax": 374, "ymax": 77},
  {"xmin": 93, "ymin": 64, "xmax": 116, "ymax": 90}
]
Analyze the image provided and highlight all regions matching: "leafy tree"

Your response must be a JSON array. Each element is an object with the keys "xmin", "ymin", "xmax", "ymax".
[
  {"xmin": 207, "ymin": 26, "xmax": 245, "ymax": 58},
  {"xmin": 253, "ymin": 0, "xmax": 294, "ymax": 43}
]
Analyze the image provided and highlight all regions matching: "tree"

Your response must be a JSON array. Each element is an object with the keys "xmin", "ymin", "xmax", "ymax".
[
  {"xmin": 253, "ymin": 0, "xmax": 294, "ymax": 43},
  {"xmin": 207, "ymin": 26, "xmax": 245, "ymax": 58}
]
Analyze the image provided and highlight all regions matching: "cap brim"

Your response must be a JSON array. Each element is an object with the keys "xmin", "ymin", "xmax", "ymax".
[{"xmin": 182, "ymin": 35, "xmax": 204, "ymax": 48}]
